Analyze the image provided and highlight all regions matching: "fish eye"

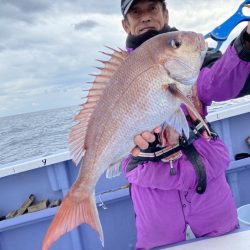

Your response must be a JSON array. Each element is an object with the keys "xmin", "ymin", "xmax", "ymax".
[{"xmin": 170, "ymin": 39, "xmax": 182, "ymax": 49}]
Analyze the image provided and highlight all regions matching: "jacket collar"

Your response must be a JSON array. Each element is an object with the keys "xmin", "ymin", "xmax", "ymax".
[{"xmin": 126, "ymin": 25, "xmax": 178, "ymax": 50}]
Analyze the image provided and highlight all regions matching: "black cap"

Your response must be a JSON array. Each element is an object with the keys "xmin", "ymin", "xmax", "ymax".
[
  {"xmin": 121, "ymin": 0, "xmax": 135, "ymax": 16},
  {"xmin": 121, "ymin": 0, "xmax": 165, "ymax": 17}
]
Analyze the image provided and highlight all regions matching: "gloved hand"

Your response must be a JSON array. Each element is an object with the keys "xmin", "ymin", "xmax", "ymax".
[
  {"xmin": 131, "ymin": 125, "xmax": 180, "ymax": 157},
  {"xmin": 131, "ymin": 126, "xmax": 161, "ymax": 157}
]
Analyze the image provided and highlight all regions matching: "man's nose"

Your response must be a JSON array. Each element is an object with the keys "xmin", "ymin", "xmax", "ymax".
[{"xmin": 141, "ymin": 12, "xmax": 152, "ymax": 23}]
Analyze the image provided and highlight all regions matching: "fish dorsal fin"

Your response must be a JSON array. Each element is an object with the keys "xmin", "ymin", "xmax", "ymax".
[{"xmin": 69, "ymin": 47, "xmax": 129, "ymax": 166}]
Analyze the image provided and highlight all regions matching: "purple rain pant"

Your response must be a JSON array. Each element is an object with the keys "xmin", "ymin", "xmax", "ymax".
[
  {"xmin": 131, "ymin": 175, "xmax": 238, "ymax": 249},
  {"xmin": 122, "ymin": 137, "xmax": 239, "ymax": 249}
]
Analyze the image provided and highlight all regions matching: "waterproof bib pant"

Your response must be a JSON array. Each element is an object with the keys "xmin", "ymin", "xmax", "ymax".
[{"xmin": 130, "ymin": 174, "xmax": 238, "ymax": 249}]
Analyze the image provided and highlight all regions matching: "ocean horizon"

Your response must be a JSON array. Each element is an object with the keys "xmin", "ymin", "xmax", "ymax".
[{"xmin": 1, "ymin": 96, "xmax": 250, "ymax": 167}]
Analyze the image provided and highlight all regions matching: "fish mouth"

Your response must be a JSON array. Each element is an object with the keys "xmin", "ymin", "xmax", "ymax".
[{"xmin": 195, "ymin": 33, "xmax": 207, "ymax": 51}]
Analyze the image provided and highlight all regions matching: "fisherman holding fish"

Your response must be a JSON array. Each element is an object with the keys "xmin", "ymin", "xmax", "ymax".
[
  {"xmin": 42, "ymin": 1, "xmax": 250, "ymax": 250},
  {"xmin": 120, "ymin": 0, "xmax": 250, "ymax": 249}
]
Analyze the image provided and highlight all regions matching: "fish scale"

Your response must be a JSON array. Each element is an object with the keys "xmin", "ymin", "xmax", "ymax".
[{"xmin": 95, "ymin": 67, "xmax": 175, "ymax": 160}]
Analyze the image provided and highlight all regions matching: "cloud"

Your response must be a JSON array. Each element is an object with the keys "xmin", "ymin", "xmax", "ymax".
[
  {"xmin": 2, "ymin": 0, "xmax": 50, "ymax": 13},
  {"xmin": 74, "ymin": 20, "xmax": 99, "ymax": 31},
  {"xmin": 0, "ymin": 44, "xmax": 6, "ymax": 52},
  {"xmin": 54, "ymin": 0, "xmax": 121, "ymax": 15},
  {"xmin": 0, "ymin": 0, "xmax": 51, "ymax": 24},
  {"xmin": 0, "ymin": 12, "xmax": 125, "ymax": 117},
  {"xmin": 0, "ymin": 0, "xmax": 248, "ymax": 117},
  {"xmin": 168, "ymin": 0, "xmax": 243, "ymax": 33}
]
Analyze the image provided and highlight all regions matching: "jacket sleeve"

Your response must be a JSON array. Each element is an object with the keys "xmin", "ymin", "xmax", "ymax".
[
  {"xmin": 235, "ymin": 27, "xmax": 250, "ymax": 97},
  {"xmin": 121, "ymin": 154, "xmax": 197, "ymax": 190},
  {"xmin": 197, "ymin": 27, "xmax": 250, "ymax": 105}
]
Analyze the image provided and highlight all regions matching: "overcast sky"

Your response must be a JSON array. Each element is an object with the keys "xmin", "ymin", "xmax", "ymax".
[{"xmin": 0, "ymin": 0, "xmax": 248, "ymax": 117}]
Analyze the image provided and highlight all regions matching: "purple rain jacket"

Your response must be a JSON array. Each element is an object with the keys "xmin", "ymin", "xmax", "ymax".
[{"xmin": 122, "ymin": 27, "xmax": 250, "ymax": 250}]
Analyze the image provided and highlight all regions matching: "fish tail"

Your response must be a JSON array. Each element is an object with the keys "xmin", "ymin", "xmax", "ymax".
[{"xmin": 42, "ymin": 191, "xmax": 103, "ymax": 250}]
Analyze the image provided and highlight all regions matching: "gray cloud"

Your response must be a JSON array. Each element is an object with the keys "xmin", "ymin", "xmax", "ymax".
[
  {"xmin": 0, "ymin": 44, "xmax": 6, "ymax": 52},
  {"xmin": 0, "ymin": 0, "xmax": 120, "ymax": 20},
  {"xmin": 0, "ymin": 0, "xmax": 51, "ymax": 24},
  {"xmin": 74, "ymin": 20, "xmax": 98, "ymax": 31},
  {"xmin": 58, "ymin": 0, "xmax": 120, "ymax": 15},
  {"xmin": 1, "ymin": 0, "xmax": 50, "ymax": 13},
  {"xmin": 0, "ymin": 0, "xmax": 247, "ymax": 117}
]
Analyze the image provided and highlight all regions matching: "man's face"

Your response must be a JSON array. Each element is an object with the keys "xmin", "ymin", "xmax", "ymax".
[{"xmin": 122, "ymin": 0, "xmax": 168, "ymax": 36}]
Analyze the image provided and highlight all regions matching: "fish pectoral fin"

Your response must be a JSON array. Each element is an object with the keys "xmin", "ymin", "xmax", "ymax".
[
  {"xmin": 106, "ymin": 159, "xmax": 123, "ymax": 179},
  {"xmin": 166, "ymin": 108, "xmax": 189, "ymax": 138},
  {"xmin": 168, "ymin": 83, "xmax": 211, "ymax": 136},
  {"xmin": 42, "ymin": 190, "xmax": 103, "ymax": 250}
]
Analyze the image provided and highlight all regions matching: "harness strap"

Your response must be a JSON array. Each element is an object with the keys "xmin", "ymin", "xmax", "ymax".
[
  {"xmin": 182, "ymin": 144, "xmax": 207, "ymax": 194},
  {"xmin": 133, "ymin": 119, "xmax": 206, "ymax": 162},
  {"xmin": 126, "ymin": 119, "xmax": 216, "ymax": 194}
]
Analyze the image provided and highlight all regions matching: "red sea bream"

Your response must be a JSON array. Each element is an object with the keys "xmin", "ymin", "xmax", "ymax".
[{"xmin": 42, "ymin": 31, "xmax": 207, "ymax": 250}]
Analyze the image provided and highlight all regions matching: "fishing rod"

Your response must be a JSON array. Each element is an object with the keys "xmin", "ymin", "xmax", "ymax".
[
  {"xmin": 96, "ymin": 185, "xmax": 130, "ymax": 209},
  {"xmin": 204, "ymin": 0, "xmax": 250, "ymax": 50}
]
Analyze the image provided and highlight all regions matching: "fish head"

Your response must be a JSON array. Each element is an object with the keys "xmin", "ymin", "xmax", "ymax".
[{"xmin": 148, "ymin": 31, "xmax": 208, "ymax": 86}]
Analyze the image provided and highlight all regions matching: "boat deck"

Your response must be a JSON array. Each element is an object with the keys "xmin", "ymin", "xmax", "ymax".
[{"xmin": 0, "ymin": 100, "xmax": 250, "ymax": 249}]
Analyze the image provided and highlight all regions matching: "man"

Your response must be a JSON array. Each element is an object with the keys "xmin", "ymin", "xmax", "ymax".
[{"xmin": 120, "ymin": 0, "xmax": 250, "ymax": 249}]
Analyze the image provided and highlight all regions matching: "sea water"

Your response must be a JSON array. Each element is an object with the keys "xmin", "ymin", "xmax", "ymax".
[
  {"xmin": 0, "ymin": 106, "xmax": 78, "ymax": 166},
  {"xmin": 0, "ymin": 96, "xmax": 250, "ymax": 167}
]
